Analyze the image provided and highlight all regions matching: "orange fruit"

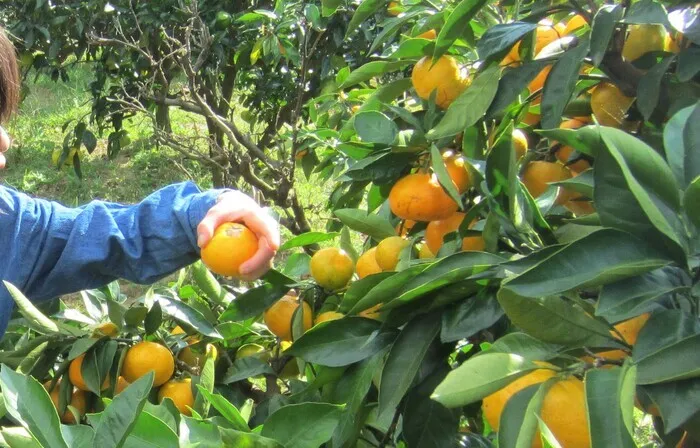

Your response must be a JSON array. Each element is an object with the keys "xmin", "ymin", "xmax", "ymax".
[
  {"xmin": 69, "ymin": 353, "xmax": 110, "ymax": 391},
  {"xmin": 507, "ymin": 20, "xmax": 566, "ymax": 65},
  {"xmin": 425, "ymin": 212, "xmax": 485, "ymax": 254},
  {"xmin": 591, "ymin": 82, "xmax": 635, "ymax": 128},
  {"xmin": 375, "ymin": 236, "xmax": 411, "ymax": 271},
  {"xmin": 417, "ymin": 29, "xmax": 437, "ymax": 39},
  {"xmin": 563, "ymin": 14, "xmax": 588, "ymax": 35},
  {"xmin": 122, "ymin": 341, "xmax": 175, "ymax": 387},
  {"xmin": 396, "ymin": 219, "xmax": 417, "ymax": 236},
  {"xmin": 200, "ymin": 223, "xmax": 258, "ymax": 278},
  {"xmin": 665, "ymin": 33, "xmax": 681, "ymax": 54},
  {"xmin": 356, "ymin": 247, "xmax": 383, "ymax": 279},
  {"xmin": 93, "ymin": 322, "xmax": 119, "ymax": 338},
  {"xmin": 295, "ymin": 149, "xmax": 309, "ymax": 160},
  {"xmin": 178, "ymin": 338, "xmax": 218, "ymax": 368},
  {"xmin": 263, "ymin": 295, "xmax": 313, "ymax": 341},
  {"xmin": 594, "ymin": 313, "xmax": 651, "ymax": 361},
  {"xmin": 389, "ymin": 173, "xmax": 459, "ymax": 222},
  {"xmin": 522, "ymin": 111, "xmax": 540, "ymax": 127},
  {"xmin": 387, "ymin": 1, "xmax": 401, "ymax": 16},
  {"xmin": 512, "ymin": 129, "xmax": 528, "ymax": 160},
  {"xmin": 315, "ymin": 311, "xmax": 344, "ymax": 325},
  {"xmin": 358, "ymin": 304, "xmax": 383, "ymax": 320},
  {"xmin": 443, "ymin": 150, "xmax": 471, "ymax": 193},
  {"xmin": 483, "ymin": 370, "xmax": 589, "ymax": 448},
  {"xmin": 528, "ymin": 65, "xmax": 552, "ymax": 99},
  {"xmin": 171, "ymin": 325, "xmax": 186, "ymax": 335},
  {"xmin": 158, "ymin": 378, "xmax": 194, "ymax": 416},
  {"xmin": 112, "ymin": 376, "xmax": 130, "ymax": 395},
  {"xmin": 310, "ymin": 247, "xmax": 355, "ymax": 290},
  {"xmin": 622, "ymin": 24, "xmax": 667, "ymax": 62},
  {"xmin": 521, "ymin": 161, "xmax": 573, "ymax": 204},
  {"xmin": 417, "ymin": 241, "xmax": 434, "ymax": 259},
  {"xmin": 411, "ymin": 56, "xmax": 470, "ymax": 109},
  {"xmin": 45, "ymin": 382, "xmax": 87, "ymax": 424}
]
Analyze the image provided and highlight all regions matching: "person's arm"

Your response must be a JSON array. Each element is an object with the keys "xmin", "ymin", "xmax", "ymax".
[{"xmin": 0, "ymin": 182, "xmax": 221, "ymax": 302}]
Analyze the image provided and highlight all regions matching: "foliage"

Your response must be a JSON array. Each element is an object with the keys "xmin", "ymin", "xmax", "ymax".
[{"xmin": 2, "ymin": 0, "xmax": 700, "ymax": 447}]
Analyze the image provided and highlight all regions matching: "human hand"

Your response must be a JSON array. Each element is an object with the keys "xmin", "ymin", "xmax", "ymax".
[
  {"xmin": 197, "ymin": 190, "xmax": 280, "ymax": 281},
  {"xmin": 0, "ymin": 126, "xmax": 10, "ymax": 169}
]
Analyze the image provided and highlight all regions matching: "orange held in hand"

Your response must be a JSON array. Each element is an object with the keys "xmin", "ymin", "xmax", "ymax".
[{"xmin": 200, "ymin": 222, "xmax": 259, "ymax": 278}]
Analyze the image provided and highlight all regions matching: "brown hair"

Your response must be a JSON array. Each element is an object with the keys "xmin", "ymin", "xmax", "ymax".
[{"xmin": 0, "ymin": 27, "xmax": 19, "ymax": 123}]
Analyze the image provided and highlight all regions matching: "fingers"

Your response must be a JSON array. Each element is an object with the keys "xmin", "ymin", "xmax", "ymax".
[
  {"xmin": 0, "ymin": 127, "xmax": 9, "ymax": 153},
  {"xmin": 239, "ymin": 237, "xmax": 275, "ymax": 278},
  {"xmin": 197, "ymin": 207, "xmax": 247, "ymax": 248}
]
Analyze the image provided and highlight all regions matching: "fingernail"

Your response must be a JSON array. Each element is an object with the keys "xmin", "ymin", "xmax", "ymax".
[{"xmin": 197, "ymin": 234, "xmax": 205, "ymax": 248}]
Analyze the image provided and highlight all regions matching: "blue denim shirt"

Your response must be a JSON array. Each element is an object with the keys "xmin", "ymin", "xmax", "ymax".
[{"xmin": 0, "ymin": 181, "xmax": 221, "ymax": 337}]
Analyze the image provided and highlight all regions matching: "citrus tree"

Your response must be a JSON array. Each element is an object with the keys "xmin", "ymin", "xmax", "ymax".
[{"xmin": 2, "ymin": 0, "xmax": 700, "ymax": 447}]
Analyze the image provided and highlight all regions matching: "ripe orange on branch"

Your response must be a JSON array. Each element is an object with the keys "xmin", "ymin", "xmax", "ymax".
[
  {"xmin": 178, "ymin": 338, "xmax": 218, "ymax": 368},
  {"xmin": 375, "ymin": 236, "xmax": 411, "ymax": 271},
  {"xmin": 622, "ymin": 24, "xmax": 667, "ymax": 62},
  {"xmin": 69, "ymin": 353, "xmax": 110, "ymax": 391},
  {"xmin": 158, "ymin": 378, "xmax": 194, "ymax": 416},
  {"xmin": 389, "ymin": 173, "xmax": 459, "ymax": 222},
  {"xmin": 44, "ymin": 381, "xmax": 87, "ymax": 424},
  {"xmin": 442, "ymin": 150, "xmax": 471, "ymax": 193},
  {"xmin": 425, "ymin": 212, "xmax": 485, "ymax": 254},
  {"xmin": 554, "ymin": 119, "xmax": 591, "ymax": 174},
  {"xmin": 122, "ymin": 341, "xmax": 175, "ymax": 387},
  {"xmin": 411, "ymin": 55, "xmax": 470, "ymax": 109},
  {"xmin": 200, "ymin": 222, "xmax": 258, "ymax": 278},
  {"xmin": 593, "ymin": 313, "xmax": 651, "ymax": 361},
  {"xmin": 356, "ymin": 247, "xmax": 383, "ymax": 279},
  {"xmin": 310, "ymin": 247, "xmax": 355, "ymax": 290},
  {"xmin": 263, "ymin": 295, "xmax": 313, "ymax": 341},
  {"xmin": 521, "ymin": 161, "xmax": 573, "ymax": 204},
  {"xmin": 591, "ymin": 82, "xmax": 635, "ymax": 128}
]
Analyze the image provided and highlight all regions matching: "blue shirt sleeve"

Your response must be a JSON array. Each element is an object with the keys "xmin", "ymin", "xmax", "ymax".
[{"xmin": 0, "ymin": 181, "xmax": 222, "ymax": 335}]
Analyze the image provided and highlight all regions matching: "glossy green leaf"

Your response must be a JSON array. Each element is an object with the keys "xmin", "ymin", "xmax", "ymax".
[
  {"xmin": 540, "ymin": 40, "xmax": 589, "ymax": 130},
  {"xmin": 345, "ymin": 0, "xmax": 383, "ymax": 39},
  {"xmin": 0, "ymin": 367, "xmax": 68, "ymax": 448},
  {"xmin": 637, "ymin": 55, "xmax": 675, "ymax": 120},
  {"xmin": 93, "ymin": 372, "xmax": 154, "ymax": 447},
  {"xmin": 440, "ymin": 293, "xmax": 504, "ymax": 342},
  {"xmin": 595, "ymin": 128, "xmax": 686, "ymax": 261},
  {"xmin": 220, "ymin": 270, "xmax": 295, "ymax": 322},
  {"xmin": 589, "ymin": 5, "xmax": 623, "ymax": 66},
  {"xmin": 476, "ymin": 22, "xmax": 537, "ymax": 61},
  {"xmin": 280, "ymin": 232, "xmax": 339, "ymax": 251},
  {"xmin": 179, "ymin": 417, "xmax": 221, "ymax": 447},
  {"xmin": 338, "ymin": 272, "xmax": 395, "ymax": 313},
  {"xmin": 684, "ymin": 176, "xmax": 700, "ymax": 228},
  {"xmin": 488, "ymin": 61, "xmax": 550, "ymax": 116},
  {"xmin": 488, "ymin": 333, "xmax": 562, "ymax": 361},
  {"xmin": 431, "ymin": 353, "xmax": 540, "ymax": 408},
  {"xmin": 497, "ymin": 289, "xmax": 614, "ymax": 346},
  {"xmin": 664, "ymin": 102, "xmax": 700, "ymax": 189},
  {"xmin": 2, "ymin": 282, "xmax": 59, "ymax": 334},
  {"xmin": 261, "ymin": 403, "xmax": 344, "ymax": 448},
  {"xmin": 585, "ymin": 365, "xmax": 637, "ymax": 448},
  {"xmin": 155, "ymin": 293, "xmax": 221, "ymax": 339},
  {"xmin": 286, "ymin": 317, "xmax": 397, "ymax": 367},
  {"xmin": 219, "ymin": 428, "xmax": 283, "ymax": 448},
  {"xmin": 621, "ymin": 0, "xmax": 670, "ymax": 25},
  {"xmin": 504, "ymin": 228, "xmax": 672, "ymax": 298},
  {"xmin": 222, "ymin": 357, "xmax": 275, "ymax": 384},
  {"xmin": 1, "ymin": 427, "xmax": 43, "ymax": 448},
  {"xmin": 427, "ymin": 66, "xmax": 500, "ymax": 139},
  {"xmin": 633, "ymin": 310, "xmax": 700, "ymax": 384},
  {"xmin": 498, "ymin": 381, "xmax": 552, "ymax": 448},
  {"xmin": 339, "ymin": 62, "xmax": 412, "ymax": 90},
  {"xmin": 196, "ymin": 387, "xmax": 249, "ymax": 432},
  {"xmin": 354, "ymin": 111, "xmax": 399, "ymax": 145},
  {"xmin": 642, "ymin": 378, "xmax": 700, "ymax": 433},
  {"xmin": 333, "ymin": 208, "xmax": 396, "ymax": 240},
  {"xmin": 348, "ymin": 264, "xmax": 430, "ymax": 314},
  {"xmin": 677, "ymin": 48, "xmax": 700, "ymax": 82},
  {"xmin": 431, "ymin": 144, "xmax": 462, "ymax": 206},
  {"xmin": 378, "ymin": 312, "xmax": 441, "ymax": 419},
  {"xmin": 432, "ymin": 0, "xmax": 487, "ymax": 59}
]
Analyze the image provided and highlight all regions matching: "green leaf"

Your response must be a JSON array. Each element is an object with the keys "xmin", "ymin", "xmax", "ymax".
[
  {"xmin": 595, "ymin": 127, "xmax": 686, "ymax": 261},
  {"xmin": 432, "ymin": 0, "xmax": 487, "ymax": 59},
  {"xmin": 476, "ymin": 22, "xmax": 537, "ymax": 61},
  {"xmin": 333, "ymin": 209, "xmax": 396, "ymax": 240},
  {"xmin": 549, "ymin": 169, "xmax": 594, "ymax": 197},
  {"xmin": 88, "ymin": 408, "xmax": 179, "ymax": 448},
  {"xmin": 378, "ymin": 312, "xmax": 441, "ymax": 419},
  {"xmin": 179, "ymin": 417, "xmax": 221, "ymax": 447},
  {"xmin": 222, "ymin": 357, "xmax": 275, "ymax": 384},
  {"xmin": 430, "ymin": 144, "xmax": 462, "ymax": 206},
  {"xmin": 1, "ymin": 427, "xmax": 43, "ymax": 448},
  {"xmin": 345, "ymin": 0, "xmax": 382, "ymax": 38},
  {"xmin": 498, "ymin": 381, "xmax": 553, "ymax": 448},
  {"xmin": 597, "ymin": 267, "xmax": 689, "ymax": 322},
  {"xmin": 220, "ymin": 270, "xmax": 295, "ymax": 322},
  {"xmin": 589, "ymin": 5, "xmax": 623, "ymax": 66},
  {"xmin": 331, "ymin": 353, "xmax": 385, "ymax": 446},
  {"xmin": 621, "ymin": 0, "xmax": 670, "ymax": 25},
  {"xmin": 321, "ymin": 0, "xmax": 342, "ymax": 16},
  {"xmin": 684, "ymin": 176, "xmax": 700, "ymax": 228},
  {"xmin": 260, "ymin": 403, "xmax": 344, "ymax": 448},
  {"xmin": 427, "ymin": 66, "xmax": 500, "ymax": 139},
  {"xmin": 338, "ymin": 61, "xmax": 411, "ymax": 90},
  {"xmin": 642, "ymin": 378, "xmax": 700, "ymax": 433},
  {"xmin": 286, "ymin": 317, "xmax": 397, "ymax": 367},
  {"xmin": 497, "ymin": 289, "xmax": 615, "ymax": 346},
  {"xmin": 585, "ymin": 366, "xmax": 636, "ymax": 448},
  {"xmin": 354, "ymin": 111, "xmax": 399, "ymax": 145},
  {"xmin": 196, "ymin": 387, "xmax": 249, "ymax": 432},
  {"xmin": 93, "ymin": 372, "xmax": 154, "ymax": 447},
  {"xmin": 338, "ymin": 272, "xmax": 395, "ymax": 313},
  {"xmin": 348, "ymin": 264, "xmax": 430, "ymax": 314},
  {"xmin": 219, "ymin": 428, "xmax": 283, "ymax": 448},
  {"xmin": 637, "ymin": 55, "xmax": 675, "ymax": 120},
  {"xmin": 487, "ymin": 61, "xmax": 550, "ymax": 116},
  {"xmin": 0, "ymin": 367, "xmax": 68, "ymax": 448},
  {"xmin": 633, "ymin": 310, "xmax": 700, "ymax": 384},
  {"xmin": 488, "ymin": 333, "xmax": 562, "ymax": 361},
  {"xmin": 664, "ymin": 102, "xmax": 700, "ymax": 189},
  {"xmin": 431, "ymin": 353, "xmax": 540, "ymax": 408},
  {"xmin": 2, "ymin": 282, "xmax": 59, "ymax": 334},
  {"xmin": 503, "ymin": 228, "xmax": 672, "ymax": 298},
  {"xmin": 155, "ymin": 293, "xmax": 221, "ymax": 339},
  {"xmin": 540, "ymin": 40, "xmax": 589, "ymax": 130},
  {"xmin": 280, "ymin": 232, "xmax": 339, "ymax": 251},
  {"xmin": 193, "ymin": 355, "xmax": 216, "ymax": 418},
  {"xmin": 441, "ymin": 293, "xmax": 504, "ymax": 342},
  {"xmin": 368, "ymin": 9, "xmax": 430, "ymax": 54},
  {"xmin": 677, "ymin": 48, "xmax": 700, "ymax": 82}
]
